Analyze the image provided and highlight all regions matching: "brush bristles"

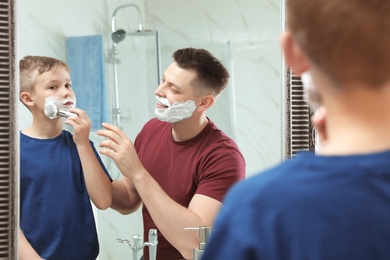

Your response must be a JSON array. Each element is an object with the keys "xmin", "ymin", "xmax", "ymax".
[{"xmin": 44, "ymin": 101, "xmax": 59, "ymax": 119}]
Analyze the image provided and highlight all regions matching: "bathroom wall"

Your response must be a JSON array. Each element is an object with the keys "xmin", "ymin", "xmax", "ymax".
[
  {"xmin": 144, "ymin": 1, "xmax": 285, "ymax": 177},
  {"xmin": 17, "ymin": 0, "xmax": 284, "ymax": 259},
  {"xmin": 18, "ymin": 0, "xmax": 284, "ymax": 176}
]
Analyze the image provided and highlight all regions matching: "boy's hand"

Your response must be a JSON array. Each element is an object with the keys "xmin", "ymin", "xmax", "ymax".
[
  {"xmin": 65, "ymin": 108, "xmax": 91, "ymax": 146},
  {"xmin": 97, "ymin": 122, "xmax": 145, "ymax": 180}
]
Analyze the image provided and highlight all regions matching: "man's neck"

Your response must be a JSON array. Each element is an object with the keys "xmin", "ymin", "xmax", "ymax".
[{"xmin": 171, "ymin": 115, "xmax": 209, "ymax": 142}]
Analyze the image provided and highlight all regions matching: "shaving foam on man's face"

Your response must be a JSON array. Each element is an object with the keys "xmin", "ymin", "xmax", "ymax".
[{"xmin": 154, "ymin": 95, "xmax": 196, "ymax": 123}]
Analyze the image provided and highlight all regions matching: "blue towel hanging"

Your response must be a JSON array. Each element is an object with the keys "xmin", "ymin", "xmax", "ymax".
[{"xmin": 66, "ymin": 35, "xmax": 109, "ymax": 131}]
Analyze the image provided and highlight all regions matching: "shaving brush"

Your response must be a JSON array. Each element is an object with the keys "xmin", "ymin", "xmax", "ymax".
[{"xmin": 44, "ymin": 97, "xmax": 77, "ymax": 119}]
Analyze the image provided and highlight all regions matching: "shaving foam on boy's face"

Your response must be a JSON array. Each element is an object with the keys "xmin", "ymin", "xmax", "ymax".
[
  {"xmin": 154, "ymin": 95, "xmax": 196, "ymax": 123},
  {"xmin": 44, "ymin": 96, "xmax": 76, "ymax": 113}
]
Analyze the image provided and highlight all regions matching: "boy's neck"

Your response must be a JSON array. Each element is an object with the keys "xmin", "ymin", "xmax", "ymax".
[
  {"xmin": 22, "ymin": 116, "xmax": 64, "ymax": 139},
  {"xmin": 320, "ymin": 82, "xmax": 390, "ymax": 155}
]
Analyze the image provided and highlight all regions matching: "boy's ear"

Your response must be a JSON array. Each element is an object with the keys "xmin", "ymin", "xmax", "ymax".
[
  {"xmin": 197, "ymin": 94, "xmax": 215, "ymax": 112},
  {"xmin": 20, "ymin": 92, "xmax": 35, "ymax": 107},
  {"xmin": 281, "ymin": 31, "xmax": 309, "ymax": 75}
]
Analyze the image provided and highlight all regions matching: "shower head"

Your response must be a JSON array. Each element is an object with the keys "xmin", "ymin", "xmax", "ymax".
[
  {"xmin": 112, "ymin": 29, "xmax": 126, "ymax": 43},
  {"xmin": 127, "ymin": 29, "xmax": 155, "ymax": 36}
]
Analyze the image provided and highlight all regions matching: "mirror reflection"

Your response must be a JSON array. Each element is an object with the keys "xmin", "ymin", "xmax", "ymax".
[{"xmin": 17, "ymin": 0, "xmax": 284, "ymax": 259}]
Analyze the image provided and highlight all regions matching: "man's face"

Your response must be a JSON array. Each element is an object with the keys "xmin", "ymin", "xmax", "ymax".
[{"xmin": 154, "ymin": 62, "xmax": 197, "ymax": 109}]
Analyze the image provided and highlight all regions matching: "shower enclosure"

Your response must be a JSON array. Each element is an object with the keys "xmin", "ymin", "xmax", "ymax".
[
  {"xmin": 97, "ymin": 4, "xmax": 236, "ymax": 260},
  {"xmin": 107, "ymin": 3, "xmax": 161, "ymax": 130}
]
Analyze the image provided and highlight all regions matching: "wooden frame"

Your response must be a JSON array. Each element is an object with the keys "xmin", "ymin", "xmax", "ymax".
[{"xmin": 0, "ymin": 0, "xmax": 18, "ymax": 258}]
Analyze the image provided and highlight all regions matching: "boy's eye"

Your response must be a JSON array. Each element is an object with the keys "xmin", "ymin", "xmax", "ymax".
[
  {"xmin": 49, "ymin": 85, "xmax": 56, "ymax": 90},
  {"xmin": 65, "ymin": 84, "xmax": 72, "ymax": 88}
]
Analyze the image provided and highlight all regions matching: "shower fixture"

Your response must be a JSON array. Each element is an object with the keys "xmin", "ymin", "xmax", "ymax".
[
  {"xmin": 111, "ymin": 29, "xmax": 126, "ymax": 43},
  {"xmin": 109, "ymin": 3, "xmax": 149, "ymax": 128},
  {"xmin": 111, "ymin": 4, "xmax": 144, "ymax": 33},
  {"xmin": 110, "ymin": 4, "xmax": 155, "ymax": 47},
  {"xmin": 107, "ymin": 3, "xmax": 162, "ymax": 128}
]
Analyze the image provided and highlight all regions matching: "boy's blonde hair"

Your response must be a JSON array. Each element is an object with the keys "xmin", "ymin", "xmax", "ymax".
[
  {"xmin": 287, "ymin": 0, "xmax": 390, "ymax": 87},
  {"xmin": 19, "ymin": 55, "xmax": 70, "ymax": 94}
]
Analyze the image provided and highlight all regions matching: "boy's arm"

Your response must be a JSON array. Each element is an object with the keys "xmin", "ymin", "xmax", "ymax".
[
  {"xmin": 65, "ymin": 108, "xmax": 112, "ymax": 210},
  {"xmin": 19, "ymin": 228, "xmax": 45, "ymax": 260},
  {"xmin": 76, "ymin": 143, "xmax": 113, "ymax": 209}
]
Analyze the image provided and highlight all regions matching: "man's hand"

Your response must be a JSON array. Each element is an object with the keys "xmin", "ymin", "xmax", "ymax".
[{"xmin": 97, "ymin": 122, "xmax": 144, "ymax": 180}]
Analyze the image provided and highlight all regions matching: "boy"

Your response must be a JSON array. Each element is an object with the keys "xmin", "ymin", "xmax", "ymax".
[
  {"xmin": 19, "ymin": 56, "xmax": 112, "ymax": 260},
  {"xmin": 203, "ymin": 0, "xmax": 390, "ymax": 259}
]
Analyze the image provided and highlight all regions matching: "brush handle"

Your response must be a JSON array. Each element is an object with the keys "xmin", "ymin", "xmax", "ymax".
[{"xmin": 58, "ymin": 110, "xmax": 78, "ymax": 118}]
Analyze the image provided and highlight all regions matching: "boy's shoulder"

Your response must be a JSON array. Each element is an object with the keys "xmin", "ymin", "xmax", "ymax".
[{"xmin": 227, "ymin": 150, "xmax": 390, "ymax": 207}]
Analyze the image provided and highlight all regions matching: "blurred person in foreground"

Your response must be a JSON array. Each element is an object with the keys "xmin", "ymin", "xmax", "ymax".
[{"xmin": 202, "ymin": 0, "xmax": 390, "ymax": 259}]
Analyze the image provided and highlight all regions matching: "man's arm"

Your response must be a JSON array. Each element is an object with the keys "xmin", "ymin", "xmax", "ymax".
[
  {"xmin": 132, "ymin": 170, "xmax": 222, "ymax": 259},
  {"xmin": 110, "ymin": 179, "xmax": 142, "ymax": 214},
  {"xmin": 98, "ymin": 123, "xmax": 224, "ymax": 259}
]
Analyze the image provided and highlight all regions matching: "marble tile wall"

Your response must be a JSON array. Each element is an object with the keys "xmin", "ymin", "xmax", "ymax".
[{"xmin": 144, "ymin": 0, "xmax": 285, "ymax": 176}]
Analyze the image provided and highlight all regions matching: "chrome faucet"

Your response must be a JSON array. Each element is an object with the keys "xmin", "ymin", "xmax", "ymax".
[
  {"xmin": 184, "ymin": 226, "xmax": 211, "ymax": 260},
  {"xmin": 116, "ymin": 229, "xmax": 158, "ymax": 260}
]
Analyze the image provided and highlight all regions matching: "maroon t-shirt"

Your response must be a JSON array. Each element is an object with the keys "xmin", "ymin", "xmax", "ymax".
[{"xmin": 135, "ymin": 118, "xmax": 245, "ymax": 260}]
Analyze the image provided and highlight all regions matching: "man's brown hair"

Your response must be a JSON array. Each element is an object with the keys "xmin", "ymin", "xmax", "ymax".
[{"xmin": 173, "ymin": 48, "xmax": 229, "ymax": 97}]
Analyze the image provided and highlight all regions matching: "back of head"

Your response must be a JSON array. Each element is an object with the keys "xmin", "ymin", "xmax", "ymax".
[
  {"xmin": 19, "ymin": 55, "xmax": 70, "ymax": 94},
  {"xmin": 172, "ymin": 48, "xmax": 229, "ymax": 97},
  {"xmin": 287, "ymin": 0, "xmax": 390, "ymax": 87}
]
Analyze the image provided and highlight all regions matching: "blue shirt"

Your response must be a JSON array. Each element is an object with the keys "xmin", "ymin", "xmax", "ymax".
[
  {"xmin": 203, "ymin": 150, "xmax": 390, "ymax": 260},
  {"xmin": 20, "ymin": 130, "xmax": 111, "ymax": 260}
]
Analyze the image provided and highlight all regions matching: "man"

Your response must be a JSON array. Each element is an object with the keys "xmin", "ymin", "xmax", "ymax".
[
  {"xmin": 202, "ymin": 0, "xmax": 390, "ymax": 259},
  {"xmin": 98, "ymin": 48, "xmax": 245, "ymax": 260}
]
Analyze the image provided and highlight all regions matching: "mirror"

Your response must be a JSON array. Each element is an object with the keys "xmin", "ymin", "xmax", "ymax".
[{"xmin": 15, "ymin": 0, "xmax": 302, "ymax": 259}]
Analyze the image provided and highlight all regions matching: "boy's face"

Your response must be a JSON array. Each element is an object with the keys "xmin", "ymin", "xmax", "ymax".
[{"xmin": 29, "ymin": 67, "xmax": 75, "ymax": 113}]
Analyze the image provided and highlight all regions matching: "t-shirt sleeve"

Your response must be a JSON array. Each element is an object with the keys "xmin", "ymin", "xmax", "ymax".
[
  {"xmin": 196, "ymin": 145, "xmax": 246, "ymax": 202},
  {"xmin": 90, "ymin": 140, "xmax": 113, "ymax": 182}
]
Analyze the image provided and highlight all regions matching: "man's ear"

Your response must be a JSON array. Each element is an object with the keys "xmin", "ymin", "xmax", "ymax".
[
  {"xmin": 197, "ymin": 94, "xmax": 215, "ymax": 112},
  {"xmin": 281, "ymin": 31, "xmax": 309, "ymax": 75},
  {"xmin": 20, "ymin": 92, "xmax": 35, "ymax": 108}
]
